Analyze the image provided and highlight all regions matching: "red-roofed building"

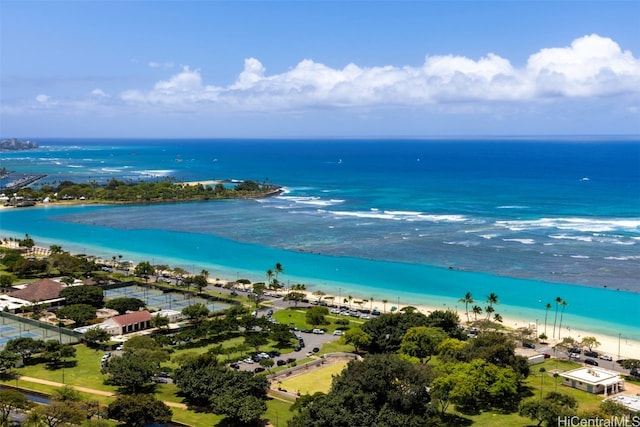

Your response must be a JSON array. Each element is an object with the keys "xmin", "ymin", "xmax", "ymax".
[{"xmin": 99, "ymin": 310, "xmax": 152, "ymax": 336}]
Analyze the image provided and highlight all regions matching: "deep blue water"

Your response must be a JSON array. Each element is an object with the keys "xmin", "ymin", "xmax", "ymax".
[{"xmin": 1, "ymin": 138, "xmax": 639, "ymax": 339}]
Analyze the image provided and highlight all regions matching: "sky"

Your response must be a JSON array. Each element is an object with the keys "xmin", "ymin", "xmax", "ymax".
[{"xmin": 1, "ymin": 1, "xmax": 639, "ymax": 138}]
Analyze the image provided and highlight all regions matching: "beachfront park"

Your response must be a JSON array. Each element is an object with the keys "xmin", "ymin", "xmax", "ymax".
[{"xmin": 0, "ymin": 238, "xmax": 639, "ymax": 427}]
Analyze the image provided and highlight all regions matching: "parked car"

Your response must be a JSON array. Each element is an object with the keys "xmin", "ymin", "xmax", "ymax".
[
  {"xmin": 294, "ymin": 345, "xmax": 301, "ymax": 352},
  {"xmin": 599, "ymin": 355, "xmax": 613, "ymax": 361},
  {"xmin": 569, "ymin": 353, "xmax": 581, "ymax": 360},
  {"xmin": 312, "ymin": 328, "xmax": 325, "ymax": 334},
  {"xmin": 584, "ymin": 351, "xmax": 599, "ymax": 358},
  {"xmin": 569, "ymin": 348, "xmax": 582, "ymax": 354},
  {"xmin": 629, "ymin": 370, "xmax": 640, "ymax": 378},
  {"xmin": 276, "ymin": 359, "xmax": 287, "ymax": 366},
  {"xmin": 543, "ymin": 353, "xmax": 551, "ymax": 359},
  {"xmin": 523, "ymin": 342, "xmax": 536, "ymax": 349},
  {"xmin": 229, "ymin": 363, "xmax": 240, "ymax": 369},
  {"xmin": 286, "ymin": 357, "xmax": 296, "ymax": 364},
  {"xmin": 584, "ymin": 359, "xmax": 599, "ymax": 366},
  {"xmin": 333, "ymin": 330, "xmax": 343, "ymax": 336},
  {"xmin": 254, "ymin": 367, "xmax": 265, "ymax": 373}
]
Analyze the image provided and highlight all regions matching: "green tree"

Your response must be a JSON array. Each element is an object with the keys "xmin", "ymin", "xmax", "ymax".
[
  {"xmin": 105, "ymin": 297, "xmax": 145, "ymax": 314},
  {"xmin": 31, "ymin": 400, "xmax": 85, "ymax": 427},
  {"xmin": 59, "ymin": 285, "xmax": 104, "ymax": 308},
  {"xmin": 519, "ymin": 392, "xmax": 578, "ymax": 426},
  {"xmin": 56, "ymin": 303, "xmax": 96, "ymax": 325},
  {"xmin": 343, "ymin": 327, "xmax": 372, "ymax": 353},
  {"xmin": 83, "ymin": 327, "xmax": 111, "ymax": 348},
  {"xmin": 553, "ymin": 296, "xmax": 562, "ymax": 339},
  {"xmin": 133, "ymin": 261, "xmax": 154, "ymax": 283},
  {"xmin": 558, "ymin": 299, "xmax": 568, "ymax": 339},
  {"xmin": 5, "ymin": 337, "xmax": 44, "ymax": 364},
  {"xmin": 181, "ymin": 303, "xmax": 209, "ymax": 322},
  {"xmin": 0, "ymin": 349, "xmax": 21, "ymax": 373},
  {"xmin": 102, "ymin": 354, "xmax": 155, "ymax": 394},
  {"xmin": 42, "ymin": 340, "xmax": 76, "ymax": 368},
  {"xmin": 289, "ymin": 353, "xmax": 436, "ymax": 427},
  {"xmin": 305, "ymin": 306, "xmax": 329, "ymax": 328},
  {"xmin": 458, "ymin": 292, "xmax": 474, "ymax": 324},
  {"xmin": 121, "ymin": 336, "xmax": 170, "ymax": 369},
  {"xmin": 192, "ymin": 274, "xmax": 208, "ymax": 294},
  {"xmin": 581, "ymin": 336, "xmax": 601, "ymax": 352},
  {"xmin": 107, "ymin": 394, "xmax": 172, "ymax": 427},
  {"xmin": 0, "ymin": 388, "xmax": 32, "ymax": 426},
  {"xmin": 0, "ymin": 274, "xmax": 15, "ymax": 289},
  {"xmin": 150, "ymin": 313, "xmax": 170, "ymax": 329},
  {"xmin": 284, "ymin": 291, "xmax": 306, "ymax": 307},
  {"xmin": 399, "ymin": 326, "xmax": 447, "ymax": 364}
]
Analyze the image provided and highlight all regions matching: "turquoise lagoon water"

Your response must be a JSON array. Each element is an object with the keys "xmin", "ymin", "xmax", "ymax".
[{"xmin": 0, "ymin": 138, "xmax": 638, "ymax": 341}]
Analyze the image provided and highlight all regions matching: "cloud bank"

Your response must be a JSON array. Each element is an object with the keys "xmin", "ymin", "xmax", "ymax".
[{"xmin": 6, "ymin": 34, "xmax": 640, "ymax": 120}]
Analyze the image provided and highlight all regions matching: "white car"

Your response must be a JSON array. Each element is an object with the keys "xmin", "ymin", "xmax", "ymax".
[
  {"xmin": 599, "ymin": 355, "xmax": 613, "ymax": 361},
  {"xmin": 333, "ymin": 330, "xmax": 343, "ymax": 336},
  {"xmin": 569, "ymin": 353, "xmax": 581, "ymax": 360}
]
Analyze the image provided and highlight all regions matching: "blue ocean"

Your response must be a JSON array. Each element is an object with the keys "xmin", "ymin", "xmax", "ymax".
[{"xmin": 1, "ymin": 138, "xmax": 639, "ymax": 340}]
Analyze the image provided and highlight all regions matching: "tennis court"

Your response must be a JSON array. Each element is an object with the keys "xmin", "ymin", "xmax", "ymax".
[
  {"xmin": 0, "ymin": 312, "xmax": 80, "ymax": 349},
  {"xmin": 104, "ymin": 285, "xmax": 231, "ymax": 313}
]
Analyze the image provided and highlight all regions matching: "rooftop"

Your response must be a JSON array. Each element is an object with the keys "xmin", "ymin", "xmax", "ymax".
[
  {"xmin": 560, "ymin": 367, "xmax": 623, "ymax": 386},
  {"xmin": 8, "ymin": 278, "xmax": 64, "ymax": 302}
]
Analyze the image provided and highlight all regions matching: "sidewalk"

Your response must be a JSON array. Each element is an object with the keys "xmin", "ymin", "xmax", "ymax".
[{"xmin": 16, "ymin": 375, "xmax": 188, "ymax": 409}]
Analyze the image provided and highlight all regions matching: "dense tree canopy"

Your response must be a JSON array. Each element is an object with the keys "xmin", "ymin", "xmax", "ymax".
[
  {"xmin": 56, "ymin": 303, "xmax": 96, "ymax": 325},
  {"xmin": 288, "ymin": 353, "xmax": 439, "ymax": 427},
  {"xmin": 59, "ymin": 285, "xmax": 104, "ymax": 308},
  {"xmin": 174, "ymin": 354, "xmax": 269, "ymax": 424},
  {"xmin": 108, "ymin": 394, "xmax": 172, "ymax": 427},
  {"xmin": 105, "ymin": 297, "xmax": 145, "ymax": 314}
]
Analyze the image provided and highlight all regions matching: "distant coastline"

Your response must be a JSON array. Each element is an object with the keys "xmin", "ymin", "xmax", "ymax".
[{"xmin": 2, "ymin": 177, "xmax": 283, "ymax": 208}]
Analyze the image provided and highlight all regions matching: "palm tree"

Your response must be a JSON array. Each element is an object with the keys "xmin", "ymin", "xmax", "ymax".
[
  {"xmin": 558, "ymin": 299, "xmax": 568, "ymax": 339},
  {"xmin": 266, "ymin": 269, "xmax": 274, "ymax": 286},
  {"xmin": 485, "ymin": 293, "xmax": 498, "ymax": 320},
  {"xmin": 553, "ymin": 296, "xmax": 562, "ymax": 338},
  {"xmin": 458, "ymin": 292, "xmax": 474, "ymax": 323},
  {"xmin": 544, "ymin": 302, "xmax": 552, "ymax": 335},
  {"xmin": 382, "ymin": 299, "xmax": 388, "ymax": 313},
  {"xmin": 472, "ymin": 305, "xmax": 483, "ymax": 321},
  {"xmin": 274, "ymin": 263, "xmax": 284, "ymax": 280}
]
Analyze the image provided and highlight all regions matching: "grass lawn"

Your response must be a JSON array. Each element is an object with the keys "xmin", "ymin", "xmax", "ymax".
[
  {"xmin": 265, "ymin": 397, "xmax": 295, "ymax": 427},
  {"xmin": 446, "ymin": 359, "xmax": 605, "ymax": 426},
  {"xmin": 277, "ymin": 361, "xmax": 347, "ymax": 396},
  {"xmin": 273, "ymin": 307, "xmax": 365, "ymax": 333},
  {"xmin": 14, "ymin": 344, "xmax": 116, "ymax": 393}
]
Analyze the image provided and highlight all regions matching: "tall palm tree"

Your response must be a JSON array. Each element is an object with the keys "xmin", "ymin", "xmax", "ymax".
[
  {"xmin": 274, "ymin": 263, "xmax": 284, "ymax": 280},
  {"xmin": 458, "ymin": 292, "xmax": 474, "ymax": 323},
  {"xmin": 382, "ymin": 299, "xmax": 388, "ymax": 313},
  {"xmin": 266, "ymin": 269, "xmax": 274, "ymax": 286},
  {"xmin": 558, "ymin": 299, "xmax": 568, "ymax": 339},
  {"xmin": 544, "ymin": 303, "xmax": 552, "ymax": 335},
  {"xmin": 553, "ymin": 296, "xmax": 562, "ymax": 338},
  {"xmin": 472, "ymin": 305, "xmax": 483, "ymax": 321},
  {"xmin": 485, "ymin": 293, "xmax": 499, "ymax": 320}
]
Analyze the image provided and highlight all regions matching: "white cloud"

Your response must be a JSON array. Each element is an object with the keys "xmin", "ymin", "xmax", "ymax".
[
  {"xmin": 148, "ymin": 61, "xmax": 175, "ymax": 69},
  {"xmin": 115, "ymin": 34, "xmax": 639, "ymax": 112},
  {"xmin": 36, "ymin": 94, "xmax": 50, "ymax": 103},
  {"xmin": 91, "ymin": 89, "xmax": 109, "ymax": 97}
]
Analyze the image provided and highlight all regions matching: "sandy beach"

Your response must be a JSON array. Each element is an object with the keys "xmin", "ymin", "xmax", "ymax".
[
  {"xmin": 3, "ymin": 242, "xmax": 639, "ymax": 359},
  {"xmin": 290, "ymin": 288, "xmax": 639, "ymax": 360}
]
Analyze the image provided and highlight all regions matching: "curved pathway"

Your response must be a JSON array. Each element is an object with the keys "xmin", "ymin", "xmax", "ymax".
[{"xmin": 16, "ymin": 375, "xmax": 188, "ymax": 409}]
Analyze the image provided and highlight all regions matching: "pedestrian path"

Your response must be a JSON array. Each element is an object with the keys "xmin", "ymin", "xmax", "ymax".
[{"xmin": 16, "ymin": 375, "xmax": 188, "ymax": 409}]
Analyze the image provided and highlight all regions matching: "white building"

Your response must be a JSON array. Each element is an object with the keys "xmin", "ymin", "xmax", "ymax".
[{"xmin": 559, "ymin": 367, "xmax": 625, "ymax": 396}]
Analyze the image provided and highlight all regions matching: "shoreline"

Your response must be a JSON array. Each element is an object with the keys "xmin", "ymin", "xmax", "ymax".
[{"xmin": 3, "ymin": 241, "xmax": 639, "ymax": 359}]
